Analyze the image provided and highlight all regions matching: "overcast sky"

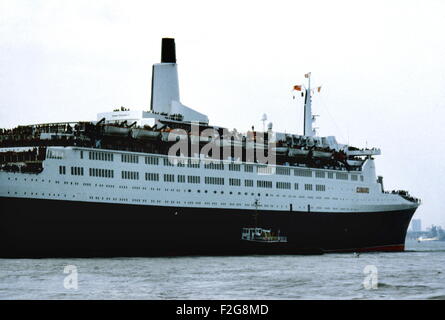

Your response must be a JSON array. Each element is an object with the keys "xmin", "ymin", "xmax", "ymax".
[{"xmin": 1, "ymin": 0, "xmax": 444, "ymax": 228}]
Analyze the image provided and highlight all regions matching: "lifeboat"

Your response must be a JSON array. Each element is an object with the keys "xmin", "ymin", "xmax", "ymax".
[
  {"xmin": 288, "ymin": 147, "xmax": 309, "ymax": 157},
  {"xmin": 130, "ymin": 127, "xmax": 160, "ymax": 140},
  {"xmin": 271, "ymin": 141, "xmax": 288, "ymax": 155},
  {"xmin": 312, "ymin": 149, "xmax": 333, "ymax": 159},
  {"xmin": 346, "ymin": 159, "xmax": 363, "ymax": 166},
  {"xmin": 102, "ymin": 124, "xmax": 131, "ymax": 137}
]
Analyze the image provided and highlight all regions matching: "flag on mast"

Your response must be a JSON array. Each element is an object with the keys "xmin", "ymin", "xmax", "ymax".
[
  {"xmin": 293, "ymin": 85, "xmax": 302, "ymax": 91},
  {"xmin": 304, "ymin": 72, "xmax": 311, "ymax": 78},
  {"xmin": 317, "ymin": 86, "xmax": 322, "ymax": 92}
]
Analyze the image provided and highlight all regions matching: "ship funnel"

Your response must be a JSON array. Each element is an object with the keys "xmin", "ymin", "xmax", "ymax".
[
  {"xmin": 161, "ymin": 38, "xmax": 176, "ymax": 63},
  {"xmin": 150, "ymin": 38, "xmax": 180, "ymax": 114},
  {"xmin": 149, "ymin": 38, "xmax": 209, "ymax": 123}
]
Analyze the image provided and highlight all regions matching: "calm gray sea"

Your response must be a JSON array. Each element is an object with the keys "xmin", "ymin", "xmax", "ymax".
[{"xmin": 0, "ymin": 239, "xmax": 444, "ymax": 300}]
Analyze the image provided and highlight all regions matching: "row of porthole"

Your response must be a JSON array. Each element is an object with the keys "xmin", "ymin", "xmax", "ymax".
[
  {"xmin": 7, "ymin": 176, "xmax": 365, "ymax": 195},
  {"xmin": 6, "ymin": 191, "xmax": 363, "ymax": 211},
  {"xmin": 6, "ymin": 177, "xmax": 390, "ymax": 204},
  {"xmin": 7, "ymin": 191, "xmax": 71, "ymax": 198},
  {"xmin": 7, "ymin": 183, "xmax": 376, "ymax": 203},
  {"xmin": 84, "ymin": 195, "xmax": 305, "ymax": 209}
]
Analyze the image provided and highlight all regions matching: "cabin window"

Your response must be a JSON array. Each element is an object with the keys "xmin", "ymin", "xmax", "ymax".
[
  {"xmin": 145, "ymin": 156, "xmax": 159, "ymax": 165},
  {"xmin": 315, "ymin": 171, "xmax": 325, "ymax": 178},
  {"xmin": 204, "ymin": 177, "xmax": 224, "ymax": 185},
  {"xmin": 187, "ymin": 176, "xmax": 200, "ymax": 184},
  {"xmin": 145, "ymin": 172, "xmax": 159, "ymax": 181},
  {"xmin": 71, "ymin": 166, "xmax": 84, "ymax": 176},
  {"xmin": 257, "ymin": 180, "xmax": 272, "ymax": 188},
  {"xmin": 295, "ymin": 169, "xmax": 312, "ymax": 177},
  {"xmin": 187, "ymin": 159, "xmax": 200, "ymax": 168},
  {"xmin": 356, "ymin": 187, "xmax": 369, "ymax": 193},
  {"xmin": 257, "ymin": 166, "xmax": 273, "ymax": 175},
  {"xmin": 244, "ymin": 179, "xmax": 254, "ymax": 187},
  {"xmin": 121, "ymin": 154, "xmax": 138, "ymax": 163},
  {"xmin": 121, "ymin": 171, "xmax": 139, "ymax": 180},
  {"xmin": 276, "ymin": 167, "xmax": 291, "ymax": 175},
  {"xmin": 276, "ymin": 182, "xmax": 291, "ymax": 190},
  {"xmin": 163, "ymin": 158, "xmax": 174, "ymax": 166},
  {"xmin": 89, "ymin": 151, "xmax": 113, "ymax": 161},
  {"xmin": 89, "ymin": 168, "xmax": 113, "ymax": 178},
  {"xmin": 204, "ymin": 161, "xmax": 224, "ymax": 170},
  {"xmin": 336, "ymin": 172, "xmax": 348, "ymax": 180}
]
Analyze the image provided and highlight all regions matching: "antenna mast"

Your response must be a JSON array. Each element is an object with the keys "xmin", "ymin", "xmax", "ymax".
[{"xmin": 303, "ymin": 72, "xmax": 314, "ymax": 137}]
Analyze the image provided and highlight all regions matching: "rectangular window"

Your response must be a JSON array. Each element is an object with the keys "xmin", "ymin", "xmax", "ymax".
[
  {"xmin": 228, "ymin": 163, "xmax": 241, "ymax": 171},
  {"xmin": 122, "ymin": 171, "xmax": 139, "ymax": 180},
  {"xmin": 257, "ymin": 180, "xmax": 272, "ymax": 188},
  {"xmin": 187, "ymin": 175, "xmax": 200, "ymax": 184},
  {"xmin": 71, "ymin": 167, "xmax": 84, "ymax": 176},
  {"xmin": 315, "ymin": 171, "xmax": 325, "ymax": 178},
  {"xmin": 204, "ymin": 161, "xmax": 224, "ymax": 170},
  {"xmin": 177, "ymin": 175, "xmax": 186, "ymax": 183},
  {"xmin": 229, "ymin": 178, "xmax": 241, "ymax": 186},
  {"xmin": 351, "ymin": 174, "xmax": 358, "ymax": 181},
  {"xmin": 121, "ymin": 154, "xmax": 139, "ymax": 163},
  {"xmin": 276, "ymin": 182, "xmax": 291, "ymax": 189},
  {"xmin": 145, "ymin": 173, "xmax": 159, "ymax": 181},
  {"xmin": 294, "ymin": 183, "xmax": 299, "ymax": 190},
  {"xmin": 204, "ymin": 177, "xmax": 224, "ymax": 185},
  {"xmin": 276, "ymin": 167, "xmax": 291, "ymax": 175},
  {"xmin": 244, "ymin": 179, "xmax": 254, "ymax": 187},
  {"xmin": 177, "ymin": 161, "xmax": 185, "ymax": 167},
  {"xmin": 327, "ymin": 172, "xmax": 334, "ymax": 179},
  {"xmin": 89, "ymin": 168, "xmax": 113, "ymax": 178},
  {"xmin": 244, "ymin": 164, "xmax": 254, "ymax": 173},
  {"xmin": 295, "ymin": 169, "xmax": 312, "ymax": 177},
  {"xmin": 304, "ymin": 184, "xmax": 313, "ymax": 191},
  {"xmin": 336, "ymin": 172, "xmax": 348, "ymax": 180},
  {"xmin": 356, "ymin": 187, "xmax": 369, "ymax": 193},
  {"xmin": 315, "ymin": 184, "xmax": 326, "ymax": 191},
  {"xmin": 145, "ymin": 156, "xmax": 159, "ymax": 165},
  {"xmin": 163, "ymin": 157, "xmax": 174, "ymax": 167},
  {"xmin": 59, "ymin": 166, "xmax": 66, "ymax": 175},
  {"xmin": 48, "ymin": 150, "xmax": 64, "ymax": 159},
  {"xmin": 187, "ymin": 159, "xmax": 200, "ymax": 168},
  {"xmin": 89, "ymin": 151, "xmax": 113, "ymax": 161},
  {"xmin": 164, "ymin": 174, "xmax": 175, "ymax": 182},
  {"xmin": 257, "ymin": 166, "xmax": 274, "ymax": 175}
]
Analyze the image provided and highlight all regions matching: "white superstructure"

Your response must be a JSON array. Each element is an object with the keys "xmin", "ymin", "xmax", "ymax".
[{"xmin": 0, "ymin": 145, "xmax": 418, "ymax": 214}]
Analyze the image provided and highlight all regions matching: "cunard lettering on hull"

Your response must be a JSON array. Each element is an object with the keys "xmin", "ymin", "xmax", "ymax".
[{"xmin": 0, "ymin": 38, "xmax": 420, "ymax": 257}]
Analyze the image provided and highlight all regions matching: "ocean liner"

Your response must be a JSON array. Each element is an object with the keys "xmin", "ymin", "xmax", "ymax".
[{"xmin": 0, "ymin": 38, "xmax": 420, "ymax": 257}]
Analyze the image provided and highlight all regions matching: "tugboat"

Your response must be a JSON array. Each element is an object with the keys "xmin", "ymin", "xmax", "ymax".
[
  {"xmin": 241, "ymin": 227, "xmax": 287, "ymax": 243},
  {"xmin": 240, "ymin": 200, "xmax": 294, "ymax": 254}
]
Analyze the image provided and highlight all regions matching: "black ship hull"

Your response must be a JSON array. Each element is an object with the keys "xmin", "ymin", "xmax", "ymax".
[{"xmin": 0, "ymin": 196, "xmax": 416, "ymax": 258}]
